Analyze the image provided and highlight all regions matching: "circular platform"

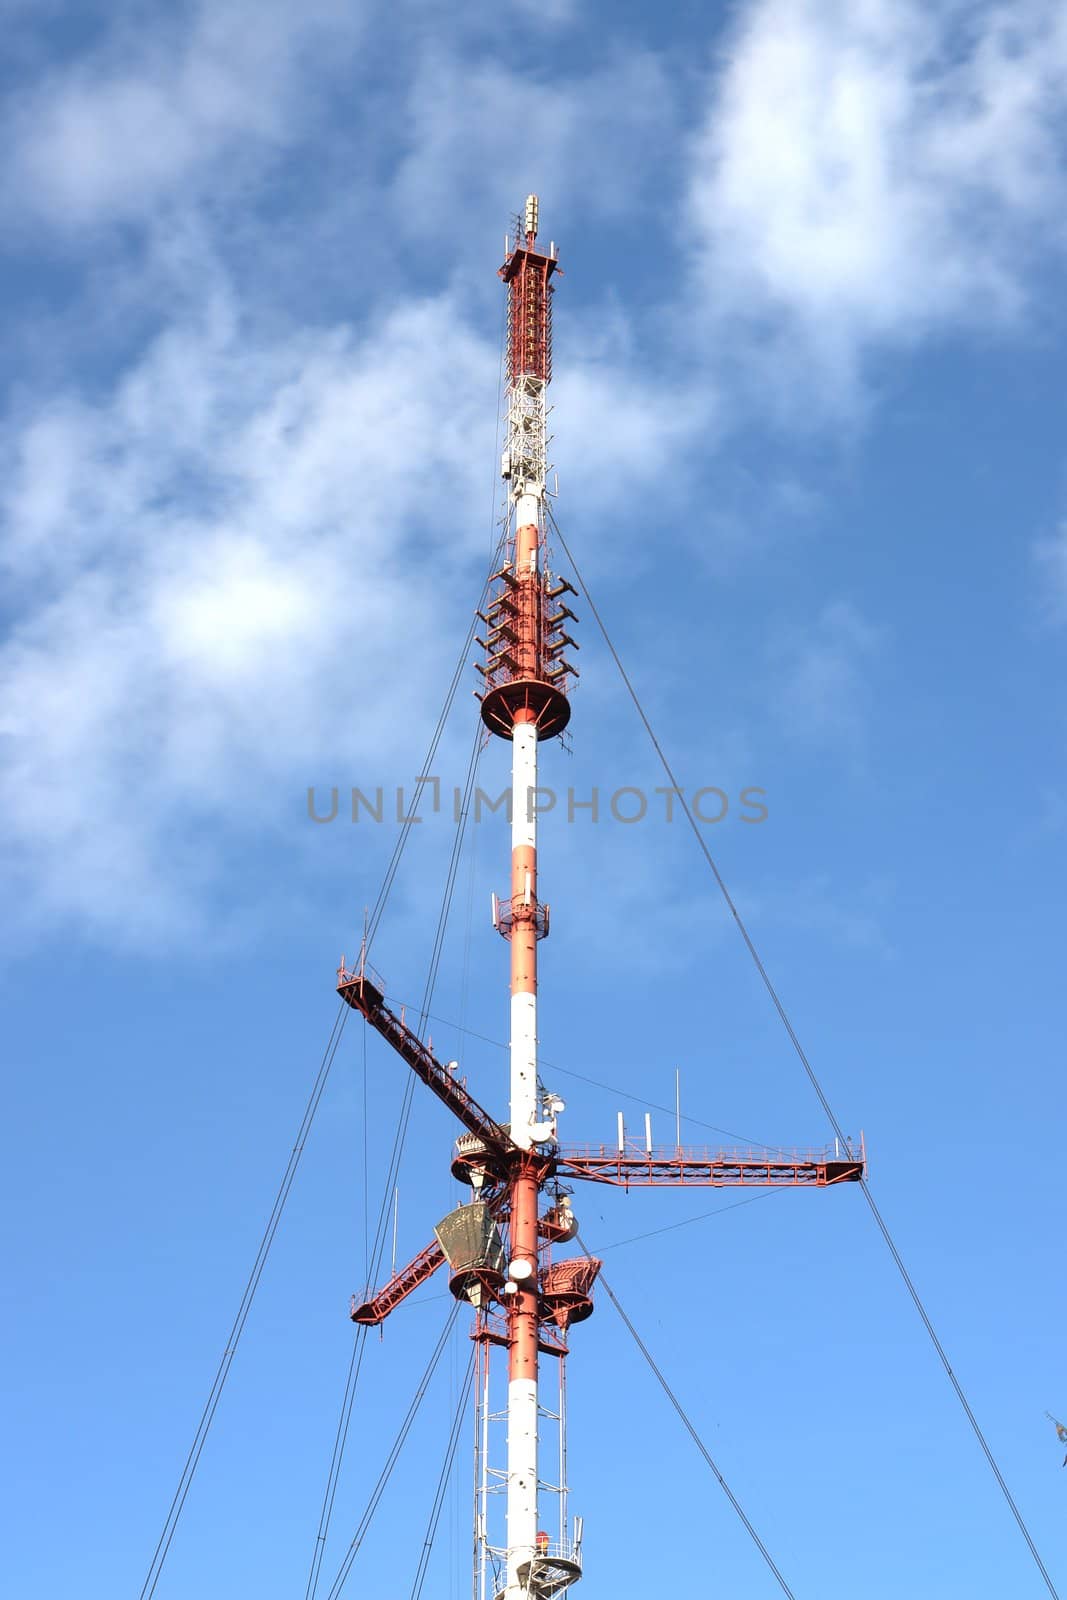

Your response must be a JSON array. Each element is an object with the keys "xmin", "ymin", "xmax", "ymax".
[{"xmin": 480, "ymin": 679, "xmax": 571, "ymax": 741}]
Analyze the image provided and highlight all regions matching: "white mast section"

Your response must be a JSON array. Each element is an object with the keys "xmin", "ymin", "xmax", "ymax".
[{"xmin": 505, "ymin": 194, "xmax": 549, "ymax": 1600}]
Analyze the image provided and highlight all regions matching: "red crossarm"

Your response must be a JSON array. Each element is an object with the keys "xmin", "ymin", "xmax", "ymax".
[
  {"xmin": 350, "ymin": 1239, "xmax": 446, "ymax": 1326},
  {"xmin": 337, "ymin": 963, "xmax": 510, "ymax": 1155},
  {"xmin": 555, "ymin": 1143, "xmax": 864, "ymax": 1189}
]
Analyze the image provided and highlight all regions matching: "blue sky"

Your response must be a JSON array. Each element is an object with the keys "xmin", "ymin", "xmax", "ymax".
[{"xmin": 3, "ymin": 0, "xmax": 1067, "ymax": 1595}]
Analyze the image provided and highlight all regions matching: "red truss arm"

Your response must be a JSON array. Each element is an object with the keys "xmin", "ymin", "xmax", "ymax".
[
  {"xmin": 337, "ymin": 963, "xmax": 509, "ymax": 1154},
  {"xmin": 350, "ymin": 1239, "xmax": 446, "ymax": 1326},
  {"xmin": 555, "ymin": 1142, "xmax": 864, "ymax": 1189}
]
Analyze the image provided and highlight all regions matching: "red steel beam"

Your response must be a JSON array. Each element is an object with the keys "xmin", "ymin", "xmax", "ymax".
[
  {"xmin": 337, "ymin": 967, "xmax": 510, "ymax": 1155},
  {"xmin": 350, "ymin": 1239, "xmax": 446, "ymax": 1326},
  {"xmin": 555, "ymin": 1145, "xmax": 863, "ymax": 1189}
]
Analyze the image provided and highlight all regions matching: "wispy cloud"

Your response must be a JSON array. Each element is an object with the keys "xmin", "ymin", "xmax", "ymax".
[
  {"xmin": 4, "ymin": 0, "xmax": 1065, "ymax": 950},
  {"xmin": 4, "ymin": 0, "xmax": 363, "ymax": 229},
  {"xmin": 687, "ymin": 0, "xmax": 1067, "ymax": 402},
  {"xmin": 0, "ymin": 273, "xmax": 501, "ymax": 941},
  {"xmin": 771, "ymin": 600, "xmax": 883, "ymax": 749},
  {"xmin": 1034, "ymin": 523, "xmax": 1067, "ymax": 624},
  {"xmin": 387, "ymin": 45, "xmax": 676, "ymax": 250}
]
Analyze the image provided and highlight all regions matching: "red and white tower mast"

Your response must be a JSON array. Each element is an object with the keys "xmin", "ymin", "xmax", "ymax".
[
  {"xmin": 479, "ymin": 193, "xmax": 573, "ymax": 1600},
  {"xmin": 337, "ymin": 194, "xmax": 862, "ymax": 1600}
]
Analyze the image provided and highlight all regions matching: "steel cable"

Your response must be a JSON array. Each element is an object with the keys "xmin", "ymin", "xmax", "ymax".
[
  {"xmin": 310, "ymin": 486, "xmax": 501, "ymax": 1596},
  {"xmin": 361, "ymin": 711, "xmax": 486, "ymax": 1303},
  {"xmin": 362, "ymin": 525, "xmax": 509, "ymax": 961},
  {"xmin": 138, "ymin": 1002, "xmax": 349, "ymax": 1600},
  {"xmin": 589, "ymin": 1188, "xmax": 786, "ymax": 1255},
  {"xmin": 141, "ymin": 534, "xmax": 498, "ymax": 1598},
  {"xmin": 322, "ymin": 1303, "xmax": 462, "ymax": 1600},
  {"xmin": 304, "ymin": 1325, "xmax": 370, "ymax": 1600},
  {"xmin": 379, "ymin": 1004, "xmax": 783, "ymax": 1153},
  {"xmin": 305, "ymin": 706, "xmax": 487, "ymax": 1598},
  {"xmin": 551, "ymin": 507, "xmax": 1060, "ymax": 1600},
  {"xmin": 408, "ymin": 1347, "xmax": 478, "ymax": 1600},
  {"xmin": 575, "ymin": 1234, "xmax": 797, "ymax": 1599}
]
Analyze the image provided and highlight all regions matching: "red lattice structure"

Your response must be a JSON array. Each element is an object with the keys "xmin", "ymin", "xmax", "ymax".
[{"xmin": 500, "ymin": 209, "xmax": 558, "ymax": 384}]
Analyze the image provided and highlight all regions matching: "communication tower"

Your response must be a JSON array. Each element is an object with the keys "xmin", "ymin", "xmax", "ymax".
[{"xmin": 336, "ymin": 196, "xmax": 864, "ymax": 1600}]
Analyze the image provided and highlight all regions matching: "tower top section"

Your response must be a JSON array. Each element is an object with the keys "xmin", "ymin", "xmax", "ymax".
[
  {"xmin": 503, "ymin": 192, "xmax": 557, "ymax": 257},
  {"xmin": 478, "ymin": 198, "xmax": 576, "ymax": 743},
  {"xmin": 499, "ymin": 194, "xmax": 561, "ymax": 387}
]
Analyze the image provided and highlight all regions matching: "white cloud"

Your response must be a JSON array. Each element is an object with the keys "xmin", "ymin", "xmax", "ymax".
[
  {"xmin": 4, "ymin": 0, "xmax": 362, "ymax": 228},
  {"xmin": 513, "ymin": 0, "xmax": 577, "ymax": 23},
  {"xmin": 0, "ymin": 233, "xmax": 692, "ymax": 943},
  {"xmin": 763, "ymin": 872, "xmax": 892, "ymax": 953},
  {"xmin": 771, "ymin": 600, "xmax": 883, "ymax": 748},
  {"xmin": 688, "ymin": 0, "xmax": 1067, "ymax": 396},
  {"xmin": 0, "ymin": 277, "xmax": 504, "ymax": 941},
  {"xmin": 552, "ymin": 360, "xmax": 712, "ymax": 537},
  {"xmin": 388, "ymin": 46, "xmax": 675, "ymax": 250},
  {"xmin": 12, "ymin": 0, "xmax": 1066, "ymax": 949},
  {"xmin": 721, "ymin": 868, "xmax": 893, "ymax": 959},
  {"xmin": 1034, "ymin": 523, "xmax": 1067, "ymax": 624}
]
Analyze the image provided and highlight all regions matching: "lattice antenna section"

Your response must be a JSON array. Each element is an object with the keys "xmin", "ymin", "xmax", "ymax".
[{"xmin": 477, "ymin": 196, "xmax": 576, "ymax": 743}]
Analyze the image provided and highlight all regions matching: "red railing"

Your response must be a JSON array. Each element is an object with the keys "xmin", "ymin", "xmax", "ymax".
[
  {"xmin": 350, "ymin": 1239, "xmax": 446, "ymax": 1326},
  {"xmin": 337, "ymin": 963, "xmax": 509, "ymax": 1153},
  {"xmin": 555, "ymin": 1142, "xmax": 864, "ymax": 1189}
]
